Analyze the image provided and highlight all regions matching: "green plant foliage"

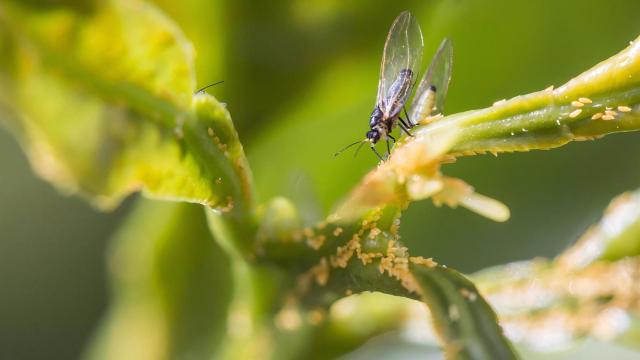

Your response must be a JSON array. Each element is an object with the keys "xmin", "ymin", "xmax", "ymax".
[
  {"xmin": 474, "ymin": 188, "xmax": 640, "ymax": 352},
  {"xmin": 0, "ymin": 1, "xmax": 252, "ymax": 212},
  {"xmin": 2, "ymin": 0, "xmax": 640, "ymax": 359},
  {"xmin": 394, "ymin": 188, "xmax": 640, "ymax": 354},
  {"xmin": 411, "ymin": 264, "xmax": 517, "ymax": 359},
  {"xmin": 85, "ymin": 199, "xmax": 231, "ymax": 360},
  {"xmin": 559, "ymin": 189, "xmax": 640, "ymax": 264}
]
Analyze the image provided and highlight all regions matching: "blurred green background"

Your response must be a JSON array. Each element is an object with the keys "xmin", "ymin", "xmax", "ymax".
[{"xmin": 1, "ymin": 0, "xmax": 640, "ymax": 358}]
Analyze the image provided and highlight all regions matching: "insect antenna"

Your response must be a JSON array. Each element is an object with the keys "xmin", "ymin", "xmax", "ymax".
[
  {"xmin": 353, "ymin": 141, "xmax": 368, "ymax": 159},
  {"xmin": 334, "ymin": 139, "xmax": 366, "ymax": 158},
  {"xmin": 195, "ymin": 80, "xmax": 225, "ymax": 94}
]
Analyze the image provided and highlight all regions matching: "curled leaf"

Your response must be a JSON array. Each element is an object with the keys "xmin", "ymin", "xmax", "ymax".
[{"xmin": 0, "ymin": 0, "xmax": 254, "ymax": 212}]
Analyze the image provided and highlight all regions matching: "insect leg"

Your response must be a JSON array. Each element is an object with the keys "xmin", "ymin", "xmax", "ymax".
[
  {"xmin": 388, "ymin": 134, "xmax": 396, "ymax": 143},
  {"xmin": 386, "ymin": 139, "xmax": 391, "ymax": 157},
  {"xmin": 398, "ymin": 118, "xmax": 414, "ymax": 136},
  {"xmin": 370, "ymin": 145, "xmax": 385, "ymax": 161},
  {"xmin": 403, "ymin": 107, "xmax": 416, "ymax": 127},
  {"xmin": 398, "ymin": 117, "xmax": 413, "ymax": 130}
]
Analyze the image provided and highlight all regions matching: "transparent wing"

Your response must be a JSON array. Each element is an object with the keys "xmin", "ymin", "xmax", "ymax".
[
  {"xmin": 409, "ymin": 38, "xmax": 453, "ymax": 122},
  {"xmin": 376, "ymin": 11, "xmax": 424, "ymax": 116}
]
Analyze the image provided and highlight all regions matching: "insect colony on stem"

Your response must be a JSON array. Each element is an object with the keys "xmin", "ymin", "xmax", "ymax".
[{"xmin": 336, "ymin": 11, "xmax": 453, "ymax": 161}]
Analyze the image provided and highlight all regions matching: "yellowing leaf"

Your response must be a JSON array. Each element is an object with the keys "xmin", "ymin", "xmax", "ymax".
[{"xmin": 0, "ymin": 0, "xmax": 253, "ymax": 211}]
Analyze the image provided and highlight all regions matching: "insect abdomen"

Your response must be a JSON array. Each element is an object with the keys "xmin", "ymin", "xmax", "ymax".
[
  {"xmin": 384, "ymin": 69, "xmax": 414, "ymax": 117},
  {"xmin": 411, "ymin": 85, "xmax": 437, "ymax": 124}
]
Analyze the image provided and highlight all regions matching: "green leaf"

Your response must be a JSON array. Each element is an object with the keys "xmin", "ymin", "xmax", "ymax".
[
  {"xmin": 306, "ymin": 293, "xmax": 426, "ymax": 360},
  {"xmin": 410, "ymin": 264, "xmax": 518, "ymax": 359},
  {"xmin": 420, "ymin": 35, "xmax": 640, "ymax": 157},
  {"xmin": 558, "ymin": 188, "xmax": 640, "ymax": 268},
  {"xmin": 86, "ymin": 199, "xmax": 232, "ymax": 360},
  {"xmin": 474, "ymin": 257, "xmax": 640, "ymax": 353},
  {"xmin": 329, "ymin": 36, "xmax": 640, "ymax": 225},
  {"xmin": 472, "ymin": 189, "xmax": 640, "ymax": 353},
  {"xmin": 0, "ymin": 0, "xmax": 254, "ymax": 212},
  {"xmin": 290, "ymin": 212, "xmax": 517, "ymax": 360}
]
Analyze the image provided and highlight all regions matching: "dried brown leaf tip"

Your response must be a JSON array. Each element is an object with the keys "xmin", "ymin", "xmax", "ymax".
[
  {"xmin": 213, "ymin": 196, "xmax": 234, "ymax": 213},
  {"xmin": 336, "ymin": 124, "xmax": 510, "ymax": 222},
  {"xmin": 429, "ymin": 177, "xmax": 510, "ymax": 222},
  {"xmin": 335, "ymin": 128, "xmax": 459, "ymax": 220}
]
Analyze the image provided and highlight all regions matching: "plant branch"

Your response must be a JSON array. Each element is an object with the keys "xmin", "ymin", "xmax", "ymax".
[{"xmin": 335, "ymin": 35, "xmax": 640, "ymax": 222}]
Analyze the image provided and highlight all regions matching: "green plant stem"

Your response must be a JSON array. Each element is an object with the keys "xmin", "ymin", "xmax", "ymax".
[{"xmin": 419, "ymin": 37, "xmax": 640, "ymax": 156}]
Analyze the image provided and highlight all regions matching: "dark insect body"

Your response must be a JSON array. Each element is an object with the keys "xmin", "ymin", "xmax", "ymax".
[
  {"xmin": 366, "ymin": 68, "xmax": 417, "ymax": 159},
  {"xmin": 334, "ymin": 11, "xmax": 453, "ymax": 162}
]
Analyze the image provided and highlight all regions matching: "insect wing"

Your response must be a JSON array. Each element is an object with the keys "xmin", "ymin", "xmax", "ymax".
[
  {"xmin": 428, "ymin": 38, "xmax": 453, "ymax": 115},
  {"xmin": 409, "ymin": 38, "xmax": 453, "ymax": 123},
  {"xmin": 376, "ymin": 11, "xmax": 424, "ymax": 117}
]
